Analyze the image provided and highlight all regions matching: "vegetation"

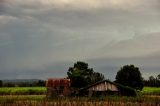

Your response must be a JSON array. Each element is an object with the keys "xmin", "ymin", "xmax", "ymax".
[
  {"xmin": 67, "ymin": 61, "xmax": 105, "ymax": 88},
  {"xmin": 116, "ymin": 84, "xmax": 136, "ymax": 96},
  {"xmin": 2, "ymin": 80, "xmax": 45, "ymax": 87},
  {"xmin": 143, "ymin": 74, "xmax": 160, "ymax": 87},
  {"xmin": 115, "ymin": 65, "xmax": 143, "ymax": 91},
  {"xmin": 0, "ymin": 95, "xmax": 45, "ymax": 102},
  {"xmin": 142, "ymin": 87, "xmax": 160, "ymax": 95},
  {"xmin": 0, "ymin": 63, "xmax": 159, "ymax": 105},
  {"xmin": 0, "ymin": 86, "xmax": 159, "ymax": 105},
  {"xmin": 0, "ymin": 87, "xmax": 46, "ymax": 95},
  {"xmin": 0, "ymin": 95, "xmax": 159, "ymax": 106},
  {"xmin": 0, "ymin": 80, "xmax": 2, "ymax": 87},
  {"xmin": 0, "ymin": 87, "xmax": 159, "ymax": 96}
]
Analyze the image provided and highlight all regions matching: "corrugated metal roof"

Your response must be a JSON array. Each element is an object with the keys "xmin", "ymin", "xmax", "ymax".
[{"xmin": 80, "ymin": 80, "xmax": 119, "ymax": 91}]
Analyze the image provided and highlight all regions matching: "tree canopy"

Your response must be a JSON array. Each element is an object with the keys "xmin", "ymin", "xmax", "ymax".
[
  {"xmin": 143, "ymin": 74, "xmax": 160, "ymax": 87},
  {"xmin": 115, "ymin": 65, "xmax": 143, "ymax": 90},
  {"xmin": 157, "ymin": 74, "xmax": 160, "ymax": 80},
  {"xmin": 67, "ymin": 61, "xmax": 105, "ymax": 88},
  {"xmin": 0, "ymin": 80, "xmax": 2, "ymax": 87}
]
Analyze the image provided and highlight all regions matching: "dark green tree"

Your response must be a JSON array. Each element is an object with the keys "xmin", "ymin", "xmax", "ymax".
[
  {"xmin": 115, "ymin": 65, "xmax": 143, "ymax": 90},
  {"xmin": 157, "ymin": 74, "xmax": 160, "ymax": 81},
  {"xmin": 67, "ymin": 61, "xmax": 105, "ymax": 88},
  {"xmin": 0, "ymin": 80, "xmax": 2, "ymax": 87},
  {"xmin": 149, "ymin": 76, "xmax": 155, "ymax": 82},
  {"xmin": 143, "ymin": 74, "xmax": 160, "ymax": 87},
  {"xmin": 37, "ymin": 80, "xmax": 45, "ymax": 87},
  {"xmin": 156, "ymin": 74, "xmax": 160, "ymax": 87}
]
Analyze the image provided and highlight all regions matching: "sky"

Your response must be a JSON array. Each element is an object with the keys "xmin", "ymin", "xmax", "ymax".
[{"xmin": 0, "ymin": 0, "xmax": 160, "ymax": 80}]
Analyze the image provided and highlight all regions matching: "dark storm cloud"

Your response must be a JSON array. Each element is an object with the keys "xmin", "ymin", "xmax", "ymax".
[
  {"xmin": 0, "ymin": 0, "xmax": 160, "ymax": 79},
  {"xmin": 88, "ymin": 33, "xmax": 160, "ymax": 79},
  {"xmin": 0, "ymin": 0, "xmax": 5, "ymax": 15}
]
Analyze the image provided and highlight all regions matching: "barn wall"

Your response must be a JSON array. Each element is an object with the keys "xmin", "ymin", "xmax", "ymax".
[
  {"xmin": 46, "ymin": 78, "xmax": 71, "ymax": 97},
  {"xmin": 88, "ymin": 81, "xmax": 118, "ymax": 91},
  {"xmin": 46, "ymin": 79, "xmax": 70, "ymax": 88}
]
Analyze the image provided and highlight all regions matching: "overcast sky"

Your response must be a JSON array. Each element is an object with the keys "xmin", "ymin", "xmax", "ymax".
[{"xmin": 0, "ymin": 0, "xmax": 160, "ymax": 80}]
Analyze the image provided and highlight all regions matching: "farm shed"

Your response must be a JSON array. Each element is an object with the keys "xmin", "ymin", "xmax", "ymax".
[
  {"xmin": 45, "ymin": 78, "xmax": 71, "ymax": 97},
  {"xmin": 79, "ymin": 80, "xmax": 119, "ymax": 97}
]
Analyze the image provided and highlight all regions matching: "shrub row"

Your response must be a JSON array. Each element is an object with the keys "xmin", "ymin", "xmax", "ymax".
[{"xmin": 116, "ymin": 84, "xmax": 136, "ymax": 96}]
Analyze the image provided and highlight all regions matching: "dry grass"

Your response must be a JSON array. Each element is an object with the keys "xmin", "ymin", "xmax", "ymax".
[
  {"xmin": 0, "ymin": 101, "xmax": 159, "ymax": 106},
  {"xmin": 0, "ymin": 95, "xmax": 159, "ymax": 106}
]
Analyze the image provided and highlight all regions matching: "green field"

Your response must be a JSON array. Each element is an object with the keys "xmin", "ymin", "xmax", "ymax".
[
  {"xmin": 0, "ymin": 87, "xmax": 160, "ymax": 95},
  {"xmin": 0, "ymin": 87, "xmax": 46, "ymax": 95},
  {"xmin": 142, "ymin": 87, "xmax": 160, "ymax": 95},
  {"xmin": 0, "ymin": 87, "xmax": 160, "ymax": 106}
]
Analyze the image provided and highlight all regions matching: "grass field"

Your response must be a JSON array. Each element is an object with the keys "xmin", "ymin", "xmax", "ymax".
[
  {"xmin": 0, "ymin": 87, "xmax": 160, "ymax": 106},
  {"xmin": 0, "ymin": 87, "xmax": 160, "ymax": 95},
  {"xmin": 0, "ymin": 87, "xmax": 46, "ymax": 95},
  {"xmin": 0, "ymin": 95, "xmax": 159, "ymax": 106},
  {"xmin": 142, "ymin": 87, "xmax": 160, "ymax": 95}
]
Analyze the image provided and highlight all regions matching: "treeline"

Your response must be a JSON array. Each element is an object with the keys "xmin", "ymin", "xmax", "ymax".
[
  {"xmin": 143, "ymin": 74, "xmax": 160, "ymax": 87},
  {"xmin": 0, "ymin": 80, "xmax": 45, "ymax": 87}
]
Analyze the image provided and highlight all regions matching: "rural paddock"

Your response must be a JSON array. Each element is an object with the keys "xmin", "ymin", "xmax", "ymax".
[
  {"xmin": 0, "ymin": 95, "xmax": 160, "ymax": 106},
  {"xmin": 0, "ymin": 87, "xmax": 160, "ymax": 106},
  {"xmin": 0, "ymin": 101, "xmax": 160, "ymax": 106}
]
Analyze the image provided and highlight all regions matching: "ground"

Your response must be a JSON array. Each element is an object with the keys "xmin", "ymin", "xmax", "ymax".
[{"xmin": 0, "ymin": 87, "xmax": 159, "ymax": 106}]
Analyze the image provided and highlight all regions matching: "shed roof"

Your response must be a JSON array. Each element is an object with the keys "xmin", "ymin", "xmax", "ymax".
[{"xmin": 79, "ymin": 80, "xmax": 119, "ymax": 91}]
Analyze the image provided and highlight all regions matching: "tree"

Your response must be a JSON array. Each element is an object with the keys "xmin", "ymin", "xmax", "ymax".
[
  {"xmin": 115, "ymin": 65, "xmax": 143, "ymax": 90},
  {"xmin": 149, "ymin": 76, "xmax": 155, "ymax": 82},
  {"xmin": 156, "ymin": 74, "xmax": 160, "ymax": 87},
  {"xmin": 157, "ymin": 74, "xmax": 160, "ymax": 81},
  {"xmin": 143, "ymin": 75, "xmax": 160, "ymax": 87},
  {"xmin": 67, "ymin": 61, "xmax": 105, "ymax": 88},
  {"xmin": 148, "ymin": 76, "xmax": 156, "ymax": 87},
  {"xmin": 37, "ymin": 80, "xmax": 45, "ymax": 87},
  {"xmin": 0, "ymin": 80, "xmax": 2, "ymax": 87}
]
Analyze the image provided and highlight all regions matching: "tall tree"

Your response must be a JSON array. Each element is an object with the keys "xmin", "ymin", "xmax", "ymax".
[
  {"xmin": 115, "ymin": 65, "xmax": 144, "ymax": 90},
  {"xmin": 149, "ymin": 76, "xmax": 155, "ymax": 81},
  {"xmin": 157, "ymin": 74, "xmax": 160, "ymax": 81},
  {"xmin": 0, "ymin": 80, "xmax": 2, "ymax": 87},
  {"xmin": 67, "ymin": 61, "xmax": 105, "ymax": 88}
]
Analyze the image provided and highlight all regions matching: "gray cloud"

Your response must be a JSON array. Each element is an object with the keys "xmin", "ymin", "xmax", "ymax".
[
  {"xmin": 0, "ymin": 0, "xmax": 160, "ymax": 80},
  {"xmin": 92, "ymin": 32, "xmax": 160, "ymax": 59}
]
